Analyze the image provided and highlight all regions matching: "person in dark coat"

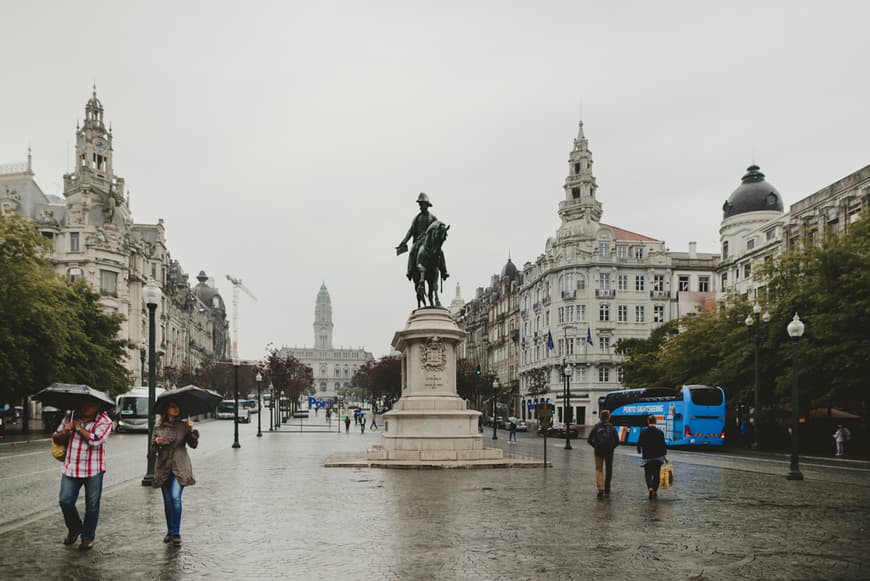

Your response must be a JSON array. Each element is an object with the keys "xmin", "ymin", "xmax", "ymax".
[
  {"xmin": 588, "ymin": 410, "xmax": 619, "ymax": 497},
  {"xmin": 636, "ymin": 414, "xmax": 668, "ymax": 498},
  {"xmin": 151, "ymin": 401, "xmax": 199, "ymax": 545}
]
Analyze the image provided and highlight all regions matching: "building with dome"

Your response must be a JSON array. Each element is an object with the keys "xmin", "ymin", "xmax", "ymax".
[
  {"xmin": 456, "ymin": 122, "xmax": 719, "ymax": 425},
  {"xmin": 278, "ymin": 283, "xmax": 374, "ymax": 400},
  {"xmin": 716, "ymin": 162, "xmax": 869, "ymax": 303},
  {"xmin": 0, "ymin": 89, "xmax": 229, "ymax": 385}
]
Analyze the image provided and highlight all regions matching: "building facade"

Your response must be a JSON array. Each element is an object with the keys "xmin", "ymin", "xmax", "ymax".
[
  {"xmin": 716, "ymin": 163, "xmax": 870, "ymax": 302},
  {"xmin": 456, "ymin": 122, "xmax": 719, "ymax": 425},
  {"xmin": 0, "ymin": 90, "xmax": 229, "ymax": 385},
  {"xmin": 278, "ymin": 283, "xmax": 374, "ymax": 399}
]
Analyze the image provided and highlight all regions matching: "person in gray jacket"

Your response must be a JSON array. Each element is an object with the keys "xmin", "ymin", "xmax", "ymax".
[{"xmin": 152, "ymin": 401, "xmax": 199, "ymax": 545}]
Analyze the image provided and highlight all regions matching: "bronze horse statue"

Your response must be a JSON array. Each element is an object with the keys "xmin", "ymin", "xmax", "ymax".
[{"xmin": 411, "ymin": 220, "xmax": 450, "ymax": 308}]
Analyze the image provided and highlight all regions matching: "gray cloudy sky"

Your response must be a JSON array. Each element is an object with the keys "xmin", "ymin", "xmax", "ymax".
[{"xmin": 3, "ymin": 1, "xmax": 868, "ymax": 360}]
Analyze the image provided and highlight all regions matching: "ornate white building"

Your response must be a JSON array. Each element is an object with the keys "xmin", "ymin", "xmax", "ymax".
[
  {"xmin": 456, "ymin": 122, "xmax": 719, "ymax": 425},
  {"xmin": 0, "ymin": 90, "xmax": 229, "ymax": 385},
  {"xmin": 279, "ymin": 283, "xmax": 374, "ymax": 400}
]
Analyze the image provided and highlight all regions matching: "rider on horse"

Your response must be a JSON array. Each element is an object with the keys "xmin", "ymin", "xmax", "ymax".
[{"xmin": 396, "ymin": 193, "xmax": 438, "ymax": 280}]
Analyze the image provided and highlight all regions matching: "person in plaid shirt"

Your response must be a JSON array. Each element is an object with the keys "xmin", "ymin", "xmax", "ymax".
[{"xmin": 52, "ymin": 400, "xmax": 113, "ymax": 550}]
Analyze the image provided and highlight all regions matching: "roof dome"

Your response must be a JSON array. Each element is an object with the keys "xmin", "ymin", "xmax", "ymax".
[
  {"xmin": 722, "ymin": 165, "xmax": 783, "ymax": 219},
  {"xmin": 501, "ymin": 258, "xmax": 519, "ymax": 282},
  {"xmin": 193, "ymin": 270, "xmax": 225, "ymax": 311}
]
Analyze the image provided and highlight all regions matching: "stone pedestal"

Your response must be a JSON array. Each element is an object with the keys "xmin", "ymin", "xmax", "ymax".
[{"xmin": 367, "ymin": 308, "xmax": 503, "ymax": 462}]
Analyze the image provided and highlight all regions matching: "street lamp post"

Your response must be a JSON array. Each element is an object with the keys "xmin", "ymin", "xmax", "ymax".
[
  {"xmin": 232, "ymin": 359, "xmax": 241, "ymax": 449},
  {"xmin": 268, "ymin": 383, "xmax": 274, "ymax": 432},
  {"xmin": 256, "ymin": 372, "xmax": 263, "ymax": 437},
  {"xmin": 141, "ymin": 280, "xmax": 162, "ymax": 486},
  {"xmin": 744, "ymin": 303, "xmax": 770, "ymax": 447},
  {"xmin": 563, "ymin": 363, "xmax": 573, "ymax": 450},
  {"xmin": 139, "ymin": 340, "xmax": 146, "ymax": 386},
  {"xmin": 492, "ymin": 378, "xmax": 500, "ymax": 440},
  {"xmin": 786, "ymin": 313, "xmax": 805, "ymax": 481}
]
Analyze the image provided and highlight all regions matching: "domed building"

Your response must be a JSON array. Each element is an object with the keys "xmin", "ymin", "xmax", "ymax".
[{"xmin": 718, "ymin": 165, "xmax": 787, "ymax": 300}]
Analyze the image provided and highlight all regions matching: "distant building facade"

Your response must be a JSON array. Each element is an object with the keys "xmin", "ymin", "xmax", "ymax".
[
  {"xmin": 278, "ymin": 283, "xmax": 374, "ymax": 399},
  {"xmin": 0, "ymin": 90, "xmax": 229, "ymax": 385}
]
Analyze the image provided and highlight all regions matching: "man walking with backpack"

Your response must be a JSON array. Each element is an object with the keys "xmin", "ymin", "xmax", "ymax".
[{"xmin": 588, "ymin": 410, "xmax": 619, "ymax": 498}]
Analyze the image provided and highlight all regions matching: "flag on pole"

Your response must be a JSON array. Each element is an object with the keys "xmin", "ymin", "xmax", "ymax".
[
  {"xmin": 586, "ymin": 325, "xmax": 593, "ymax": 345},
  {"xmin": 546, "ymin": 330, "xmax": 555, "ymax": 351}
]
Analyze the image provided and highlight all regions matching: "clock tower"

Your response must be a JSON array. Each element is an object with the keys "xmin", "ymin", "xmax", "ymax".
[{"xmin": 63, "ymin": 86, "xmax": 126, "ymax": 222}]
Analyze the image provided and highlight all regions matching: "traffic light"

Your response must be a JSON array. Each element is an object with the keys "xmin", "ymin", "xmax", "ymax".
[{"xmin": 475, "ymin": 364, "xmax": 481, "ymax": 376}]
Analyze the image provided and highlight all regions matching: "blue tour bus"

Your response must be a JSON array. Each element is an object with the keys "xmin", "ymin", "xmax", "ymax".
[{"xmin": 598, "ymin": 384, "xmax": 726, "ymax": 447}]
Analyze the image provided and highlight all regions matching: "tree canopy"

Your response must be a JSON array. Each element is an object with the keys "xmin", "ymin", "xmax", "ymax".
[
  {"xmin": 353, "ymin": 355, "xmax": 401, "ymax": 402},
  {"xmin": 0, "ymin": 214, "xmax": 131, "ymax": 402}
]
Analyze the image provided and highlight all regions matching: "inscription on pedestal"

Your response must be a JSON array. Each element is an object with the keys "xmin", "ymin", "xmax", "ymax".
[{"xmin": 425, "ymin": 373, "xmax": 444, "ymax": 390}]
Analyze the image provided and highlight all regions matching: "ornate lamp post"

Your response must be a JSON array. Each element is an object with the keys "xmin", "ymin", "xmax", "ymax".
[
  {"xmin": 492, "ymin": 378, "xmax": 500, "ymax": 440},
  {"xmin": 744, "ymin": 302, "xmax": 770, "ymax": 447},
  {"xmin": 563, "ymin": 363, "xmax": 573, "ymax": 450},
  {"xmin": 255, "ymin": 372, "xmax": 263, "ymax": 437},
  {"xmin": 139, "ymin": 340, "xmax": 146, "ymax": 386},
  {"xmin": 786, "ymin": 313, "xmax": 805, "ymax": 481},
  {"xmin": 268, "ymin": 383, "xmax": 274, "ymax": 432},
  {"xmin": 141, "ymin": 280, "xmax": 162, "ymax": 486}
]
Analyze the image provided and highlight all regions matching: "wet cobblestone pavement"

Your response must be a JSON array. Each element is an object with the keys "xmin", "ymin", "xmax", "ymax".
[{"xmin": 1, "ymin": 420, "xmax": 869, "ymax": 580}]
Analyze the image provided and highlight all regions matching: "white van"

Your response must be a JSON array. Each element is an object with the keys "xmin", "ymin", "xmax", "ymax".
[{"xmin": 217, "ymin": 400, "xmax": 251, "ymax": 423}]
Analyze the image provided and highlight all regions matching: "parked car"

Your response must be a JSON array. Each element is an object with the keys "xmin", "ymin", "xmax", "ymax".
[
  {"xmin": 217, "ymin": 400, "xmax": 251, "ymax": 423},
  {"xmin": 537, "ymin": 423, "xmax": 578, "ymax": 438},
  {"xmin": 515, "ymin": 420, "xmax": 529, "ymax": 432}
]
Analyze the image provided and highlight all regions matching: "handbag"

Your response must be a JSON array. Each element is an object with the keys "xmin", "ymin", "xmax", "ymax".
[
  {"xmin": 660, "ymin": 463, "xmax": 674, "ymax": 489},
  {"xmin": 51, "ymin": 433, "xmax": 69, "ymax": 462}
]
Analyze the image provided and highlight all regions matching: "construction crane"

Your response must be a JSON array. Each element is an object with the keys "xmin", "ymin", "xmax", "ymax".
[{"xmin": 225, "ymin": 274, "xmax": 257, "ymax": 364}]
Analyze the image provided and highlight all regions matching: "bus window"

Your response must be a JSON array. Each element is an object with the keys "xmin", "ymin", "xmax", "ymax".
[{"xmin": 689, "ymin": 387, "xmax": 723, "ymax": 406}]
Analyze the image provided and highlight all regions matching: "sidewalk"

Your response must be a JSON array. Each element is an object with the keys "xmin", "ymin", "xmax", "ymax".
[{"xmin": 2, "ymin": 423, "xmax": 869, "ymax": 580}]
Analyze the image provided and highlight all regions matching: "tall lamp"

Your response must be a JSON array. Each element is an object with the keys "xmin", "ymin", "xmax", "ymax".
[
  {"xmin": 492, "ymin": 378, "xmax": 500, "ymax": 440},
  {"xmin": 744, "ymin": 302, "xmax": 770, "ymax": 447},
  {"xmin": 563, "ymin": 363, "xmax": 573, "ymax": 450},
  {"xmin": 256, "ymin": 372, "xmax": 263, "ymax": 437},
  {"xmin": 268, "ymin": 383, "xmax": 274, "ymax": 432},
  {"xmin": 786, "ymin": 313, "xmax": 805, "ymax": 481},
  {"xmin": 139, "ymin": 339, "xmax": 146, "ymax": 386},
  {"xmin": 140, "ymin": 280, "xmax": 162, "ymax": 486},
  {"xmin": 232, "ymin": 356, "xmax": 241, "ymax": 449}
]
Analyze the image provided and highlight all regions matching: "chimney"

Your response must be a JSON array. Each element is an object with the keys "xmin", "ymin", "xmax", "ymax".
[{"xmin": 688, "ymin": 241, "xmax": 697, "ymax": 258}]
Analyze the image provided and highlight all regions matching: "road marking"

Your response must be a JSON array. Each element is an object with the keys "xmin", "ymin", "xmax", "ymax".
[{"xmin": 0, "ymin": 450, "xmax": 48, "ymax": 460}]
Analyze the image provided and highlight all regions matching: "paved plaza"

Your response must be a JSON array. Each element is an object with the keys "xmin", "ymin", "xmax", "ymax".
[{"xmin": 1, "ymin": 418, "xmax": 869, "ymax": 580}]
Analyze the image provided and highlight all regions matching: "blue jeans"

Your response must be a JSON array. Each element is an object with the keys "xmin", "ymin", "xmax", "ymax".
[
  {"xmin": 509, "ymin": 430, "xmax": 518, "ymax": 442},
  {"xmin": 161, "ymin": 474, "xmax": 184, "ymax": 535},
  {"xmin": 59, "ymin": 472, "xmax": 104, "ymax": 541}
]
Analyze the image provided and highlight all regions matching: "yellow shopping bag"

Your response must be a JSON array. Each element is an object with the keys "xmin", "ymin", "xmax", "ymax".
[{"xmin": 660, "ymin": 463, "xmax": 674, "ymax": 489}]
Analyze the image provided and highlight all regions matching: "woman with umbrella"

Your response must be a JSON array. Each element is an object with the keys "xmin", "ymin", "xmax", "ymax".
[{"xmin": 151, "ymin": 397, "xmax": 200, "ymax": 546}]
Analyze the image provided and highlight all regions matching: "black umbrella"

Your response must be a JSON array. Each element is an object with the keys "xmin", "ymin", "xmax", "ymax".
[
  {"xmin": 155, "ymin": 385, "xmax": 223, "ymax": 417},
  {"xmin": 32, "ymin": 383, "xmax": 115, "ymax": 411}
]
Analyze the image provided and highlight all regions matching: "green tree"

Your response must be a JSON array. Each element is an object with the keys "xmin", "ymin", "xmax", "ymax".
[
  {"xmin": 263, "ymin": 348, "xmax": 313, "ymax": 408},
  {"xmin": 353, "ymin": 355, "xmax": 401, "ymax": 405},
  {"xmin": 0, "ymin": 214, "xmax": 130, "ymax": 403}
]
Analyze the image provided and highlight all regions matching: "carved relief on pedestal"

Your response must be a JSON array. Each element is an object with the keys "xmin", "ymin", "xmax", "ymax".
[{"xmin": 420, "ymin": 336, "xmax": 448, "ymax": 390}]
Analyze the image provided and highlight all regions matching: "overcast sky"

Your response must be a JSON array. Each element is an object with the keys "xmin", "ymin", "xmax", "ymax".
[{"xmin": 3, "ymin": 1, "xmax": 868, "ymax": 360}]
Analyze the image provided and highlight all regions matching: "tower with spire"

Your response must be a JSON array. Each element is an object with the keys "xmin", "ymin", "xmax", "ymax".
[
  {"xmin": 63, "ymin": 86, "xmax": 127, "ymax": 225},
  {"xmin": 558, "ymin": 121, "xmax": 602, "ymax": 232},
  {"xmin": 314, "ymin": 282, "xmax": 334, "ymax": 349}
]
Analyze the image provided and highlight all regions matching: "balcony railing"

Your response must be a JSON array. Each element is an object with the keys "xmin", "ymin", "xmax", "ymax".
[
  {"xmin": 561, "ymin": 290, "xmax": 576, "ymax": 299},
  {"xmin": 542, "ymin": 296, "xmax": 552, "ymax": 306},
  {"xmin": 650, "ymin": 290, "xmax": 670, "ymax": 299},
  {"xmin": 595, "ymin": 289, "xmax": 615, "ymax": 299}
]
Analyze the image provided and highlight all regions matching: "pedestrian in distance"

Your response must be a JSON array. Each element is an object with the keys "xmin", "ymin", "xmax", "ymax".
[
  {"xmin": 344, "ymin": 415, "xmax": 351, "ymax": 433},
  {"xmin": 833, "ymin": 424, "xmax": 850, "ymax": 457},
  {"xmin": 508, "ymin": 418, "xmax": 518, "ymax": 444},
  {"xmin": 152, "ymin": 401, "xmax": 199, "ymax": 546},
  {"xmin": 370, "ymin": 413, "xmax": 378, "ymax": 431},
  {"xmin": 587, "ymin": 410, "xmax": 619, "ymax": 498},
  {"xmin": 360, "ymin": 415, "xmax": 366, "ymax": 434},
  {"xmin": 637, "ymin": 414, "xmax": 668, "ymax": 499},
  {"xmin": 53, "ymin": 400, "xmax": 113, "ymax": 550}
]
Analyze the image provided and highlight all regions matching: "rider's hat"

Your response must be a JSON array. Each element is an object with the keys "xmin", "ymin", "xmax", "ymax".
[{"xmin": 416, "ymin": 192, "xmax": 432, "ymax": 207}]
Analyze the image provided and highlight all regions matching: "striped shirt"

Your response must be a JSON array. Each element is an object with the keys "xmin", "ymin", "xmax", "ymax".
[{"xmin": 56, "ymin": 411, "xmax": 113, "ymax": 478}]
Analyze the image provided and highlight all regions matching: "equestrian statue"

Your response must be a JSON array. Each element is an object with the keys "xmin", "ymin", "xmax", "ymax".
[{"xmin": 396, "ymin": 193, "xmax": 450, "ymax": 309}]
